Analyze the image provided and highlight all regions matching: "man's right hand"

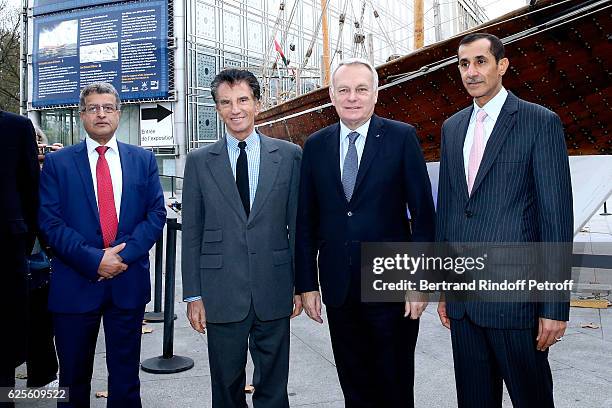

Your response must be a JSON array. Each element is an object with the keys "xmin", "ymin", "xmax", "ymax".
[
  {"xmin": 187, "ymin": 299, "xmax": 207, "ymax": 333},
  {"xmin": 437, "ymin": 300, "xmax": 450, "ymax": 329},
  {"xmin": 301, "ymin": 291, "xmax": 323, "ymax": 324},
  {"xmin": 97, "ymin": 243, "xmax": 128, "ymax": 279}
]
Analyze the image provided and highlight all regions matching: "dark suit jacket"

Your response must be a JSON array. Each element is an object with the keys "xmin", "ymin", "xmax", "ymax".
[
  {"xmin": 436, "ymin": 91, "xmax": 573, "ymax": 329},
  {"xmin": 295, "ymin": 115, "xmax": 436, "ymax": 306},
  {"xmin": 181, "ymin": 133, "xmax": 302, "ymax": 323},
  {"xmin": 0, "ymin": 110, "xmax": 39, "ymax": 369},
  {"xmin": 39, "ymin": 140, "xmax": 166, "ymax": 313},
  {"xmin": 0, "ymin": 111, "xmax": 39, "ymax": 252}
]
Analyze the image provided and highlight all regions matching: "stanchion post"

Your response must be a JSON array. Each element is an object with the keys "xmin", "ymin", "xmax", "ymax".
[
  {"xmin": 141, "ymin": 218, "xmax": 194, "ymax": 374},
  {"xmin": 154, "ymin": 234, "xmax": 164, "ymax": 313},
  {"xmin": 144, "ymin": 233, "xmax": 176, "ymax": 323},
  {"xmin": 162, "ymin": 219, "xmax": 178, "ymax": 358}
]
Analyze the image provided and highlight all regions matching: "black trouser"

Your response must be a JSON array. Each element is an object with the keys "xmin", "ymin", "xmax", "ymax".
[
  {"xmin": 450, "ymin": 315, "xmax": 554, "ymax": 408},
  {"xmin": 25, "ymin": 284, "xmax": 58, "ymax": 387},
  {"xmin": 326, "ymin": 301, "xmax": 420, "ymax": 408}
]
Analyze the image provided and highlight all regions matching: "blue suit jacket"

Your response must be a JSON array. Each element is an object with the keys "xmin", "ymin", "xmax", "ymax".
[
  {"xmin": 436, "ymin": 91, "xmax": 573, "ymax": 329},
  {"xmin": 295, "ymin": 115, "xmax": 436, "ymax": 306},
  {"xmin": 39, "ymin": 140, "xmax": 166, "ymax": 313}
]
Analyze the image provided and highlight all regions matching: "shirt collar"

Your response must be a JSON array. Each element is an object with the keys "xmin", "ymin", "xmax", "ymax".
[
  {"xmin": 339, "ymin": 119, "xmax": 371, "ymax": 141},
  {"xmin": 86, "ymin": 135, "xmax": 118, "ymax": 154},
  {"xmin": 226, "ymin": 129, "xmax": 259, "ymax": 151},
  {"xmin": 471, "ymin": 86, "xmax": 508, "ymax": 123}
]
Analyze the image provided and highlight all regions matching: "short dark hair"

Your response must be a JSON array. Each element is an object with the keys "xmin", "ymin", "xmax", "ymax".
[
  {"xmin": 210, "ymin": 69, "xmax": 261, "ymax": 103},
  {"xmin": 458, "ymin": 33, "xmax": 505, "ymax": 63}
]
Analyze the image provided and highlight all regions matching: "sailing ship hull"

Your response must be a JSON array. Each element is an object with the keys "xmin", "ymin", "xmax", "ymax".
[{"xmin": 256, "ymin": 0, "xmax": 611, "ymax": 162}]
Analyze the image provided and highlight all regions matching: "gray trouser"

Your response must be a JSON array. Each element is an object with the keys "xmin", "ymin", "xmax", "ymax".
[{"xmin": 206, "ymin": 304, "xmax": 290, "ymax": 408}]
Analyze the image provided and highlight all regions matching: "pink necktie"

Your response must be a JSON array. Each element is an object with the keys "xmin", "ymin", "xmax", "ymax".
[
  {"xmin": 96, "ymin": 146, "xmax": 118, "ymax": 247},
  {"xmin": 467, "ymin": 109, "xmax": 488, "ymax": 195}
]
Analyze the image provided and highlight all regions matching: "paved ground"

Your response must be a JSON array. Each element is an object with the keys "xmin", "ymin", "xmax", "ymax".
[{"xmin": 15, "ymin": 207, "xmax": 612, "ymax": 407}]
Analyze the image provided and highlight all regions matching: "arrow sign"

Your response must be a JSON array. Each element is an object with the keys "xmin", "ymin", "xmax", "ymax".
[{"xmin": 141, "ymin": 104, "xmax": 172, "ymax": 122}]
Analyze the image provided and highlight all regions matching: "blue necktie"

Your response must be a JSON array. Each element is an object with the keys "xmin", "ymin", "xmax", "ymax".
[{"xmin": 342, "ymin": 131, "xmax": 360, "ymax": 201}]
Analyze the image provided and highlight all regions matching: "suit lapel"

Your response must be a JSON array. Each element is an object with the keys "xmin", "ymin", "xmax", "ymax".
[
  {"xmin": 206, "ymin": 138, "xmax": 247, "ymax": 222},
  {"xmin": 116, "ymin": 141, "xmax": 131, "ymax": 227},
  {"xmin": 73, "ymin": 140, "xmax": 99, "ymax": 223},
  {"xmin": 451, "ymin": 108, "xmax": 472, "ymax": 201},
  {"xmin": 352, "ymin": 115, "xmax": 384, "ymax": 199},
  {"xmin": 325, "ymin": 123, "xmax": 345, "ymax": 200},
  {"xmin": 470, "ymin": 92, "xmax": 518, "ymax": 195},
  {"xmin": 249, "ymin": 134, "xmax": 280, "ymax": 223}
]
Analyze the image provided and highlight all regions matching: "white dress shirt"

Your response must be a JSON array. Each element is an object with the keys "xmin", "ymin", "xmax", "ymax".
[
  {"xmin": 339, "ymin": 119, "xmax": 371, "ymax": 177},
  {"xmin": 86, "ymin": 135, "xmax": 123, "ymax": 220},
  {"xmin": 463, "ymin": 87, "xmax": 509, "ymax": 183}
]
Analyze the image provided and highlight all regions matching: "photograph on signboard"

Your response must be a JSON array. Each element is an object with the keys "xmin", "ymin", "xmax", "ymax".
[
  {"xmin": 38, "ymin": 19, "xmax": 78, "ymax": 59},
  {"xmin": 80, "ymin": 42, "xmax": 119, "ymax": 63}
]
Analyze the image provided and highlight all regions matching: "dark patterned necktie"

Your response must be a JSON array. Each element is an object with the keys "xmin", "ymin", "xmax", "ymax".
[
  {"xmin": 342, "ymin": 131, "xmax": 360, "ymax": 201},
  {"xmin": 236, "ymin": 141, "xmax": 250, "ymax": 216}
]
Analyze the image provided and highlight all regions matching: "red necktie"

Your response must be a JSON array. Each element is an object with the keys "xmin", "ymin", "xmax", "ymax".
[{"xmin": 96, "ymin": 146, "xmax": 118, "ymax": 248}]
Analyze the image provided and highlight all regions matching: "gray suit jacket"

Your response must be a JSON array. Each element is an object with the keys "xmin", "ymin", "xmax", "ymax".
[
  {"xmin": 181, "ymin": 133, "xmax": 302, "ymax": 323},
  {"xmin": 436, "ymin": 91, "xmax": 573, "ymax": 329}
]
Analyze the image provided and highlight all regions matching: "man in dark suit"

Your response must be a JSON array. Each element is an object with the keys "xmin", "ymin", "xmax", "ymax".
[
  {"xmin": 295, "ymin": 58, "xmax": 436, "ymax": 407},
  {"xmin": 181, "ymin": 69, "xmax": 302, "ymax": 408},
  {"xmin": 0, "ymin": 110, "xmax": 39, "ymax": 408},
  {"xmin": 436, "ymin": 33, "xmax": 573, "ymax": 407},
  {"xmin": 39, "ymin": 82, "xmax": 166, "ymax": 407}
]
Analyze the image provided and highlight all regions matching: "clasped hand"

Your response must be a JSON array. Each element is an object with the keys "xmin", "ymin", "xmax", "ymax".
[{"xmin": 97, "ymin": 243, "xmax": 128, "ymax": 280}]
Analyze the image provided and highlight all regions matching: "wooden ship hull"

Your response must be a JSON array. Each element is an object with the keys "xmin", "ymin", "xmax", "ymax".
[{"xmin": 255, "ymin": 0, "xmax": 612, "ymax": 161}]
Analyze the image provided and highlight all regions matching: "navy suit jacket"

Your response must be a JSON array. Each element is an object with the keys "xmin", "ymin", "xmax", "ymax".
[
  {"xmin": 39, "ymin": 140, "xmax": 166, "ymax": 313},
  {"xmin": 436, "ymin": 91, "xmax": 573, "ymax": 329},
  {"xmin": 295, "ymin": 115, "xmax": 436, "ymax": 307}
]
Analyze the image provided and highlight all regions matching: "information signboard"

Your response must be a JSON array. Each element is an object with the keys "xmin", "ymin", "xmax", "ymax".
[{"xmin": 32, "ymin": 0, "xmax": 169, "ymax": 108}]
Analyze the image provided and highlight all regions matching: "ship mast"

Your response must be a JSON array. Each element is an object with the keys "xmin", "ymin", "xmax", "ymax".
[
  {"xmin": 321, "ymin": 0, "xmax": 331, "ymax": 86},
  {"xmin": 414, "ymin": 0, "xmax": 424, "ymax": 50}
]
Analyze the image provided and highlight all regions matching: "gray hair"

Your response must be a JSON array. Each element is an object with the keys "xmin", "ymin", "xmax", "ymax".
[
  {"xmin": 330, "ymin": 58, "xmax": 379, "ymax": 91},
  {"xmin": 79, "ymin": 82, "xmax": 121, "ymax": 111}
]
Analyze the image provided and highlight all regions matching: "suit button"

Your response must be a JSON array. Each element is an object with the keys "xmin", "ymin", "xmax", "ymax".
[
  {"xmin": 247, "ymin": 224, "xmax": 254, "ymax": 229},
  {"xmin": 347, "ymin": 211, "xmax": 353, "ymax": 217},
  {"xmin": 465, "ymin": 210, "xmax": 473, "ymax": 218}
]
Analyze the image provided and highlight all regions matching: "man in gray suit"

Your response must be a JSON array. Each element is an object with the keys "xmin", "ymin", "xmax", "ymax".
[
  {"xmin": 436, "ymin": 33, "xmax": 572, "ymax": 407},
  {"xmin": 181, "ymin": 69, "xmax": 302, "ymax": 408}
]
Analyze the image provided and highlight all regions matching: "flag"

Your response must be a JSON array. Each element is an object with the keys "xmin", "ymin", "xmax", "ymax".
[{"xmin": 274, "ymin": 39, "xmax": 289, "ymax": 66}]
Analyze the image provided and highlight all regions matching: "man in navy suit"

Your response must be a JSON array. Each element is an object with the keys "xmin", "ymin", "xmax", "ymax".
[
  {"xmin": 295, "ymin": 58, "xmax": 436, "ymax": 407},
  {"xmin": 39, "ymin": 82, "xmax": 166, "ymax": 407},
  {"xmin": 436, "ymin": 33, "xmax": 572, "ymax": 407}
]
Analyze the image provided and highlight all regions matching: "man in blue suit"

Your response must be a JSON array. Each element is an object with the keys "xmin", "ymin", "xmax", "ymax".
[
  {"xmin": 39, "ymin": 82, "xmax": 166, "ymax": 407},
  {"xmin": 296, "ymin": 58, "xmax": 436, "ymax": 407},
  {"xmin": 436, "ymin": 33, "xmax": 573, "ymax": 407}
]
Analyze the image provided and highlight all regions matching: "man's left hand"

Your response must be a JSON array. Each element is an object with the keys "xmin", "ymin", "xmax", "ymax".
[
  {"xmin": 536, "ymin": 317, "xmax": 567, "ymax": 351},
  {"xmin": 404, "ymin": 291, "xmax": 429, "ymax": 319},
  {"xmin": 290, "ymin": 294, "xmax": 303, "ymax": 319}
]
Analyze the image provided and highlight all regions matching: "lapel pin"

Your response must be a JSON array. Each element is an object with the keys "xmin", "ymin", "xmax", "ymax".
[{"xmin": 375, "ymin": 134, "xmax": 380, "ymax": 138}]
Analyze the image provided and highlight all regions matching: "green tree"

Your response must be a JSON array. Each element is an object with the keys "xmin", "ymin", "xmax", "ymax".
[{"xmin": 0, "ymin": 0, "xmax": 21, "ymax": 113}]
